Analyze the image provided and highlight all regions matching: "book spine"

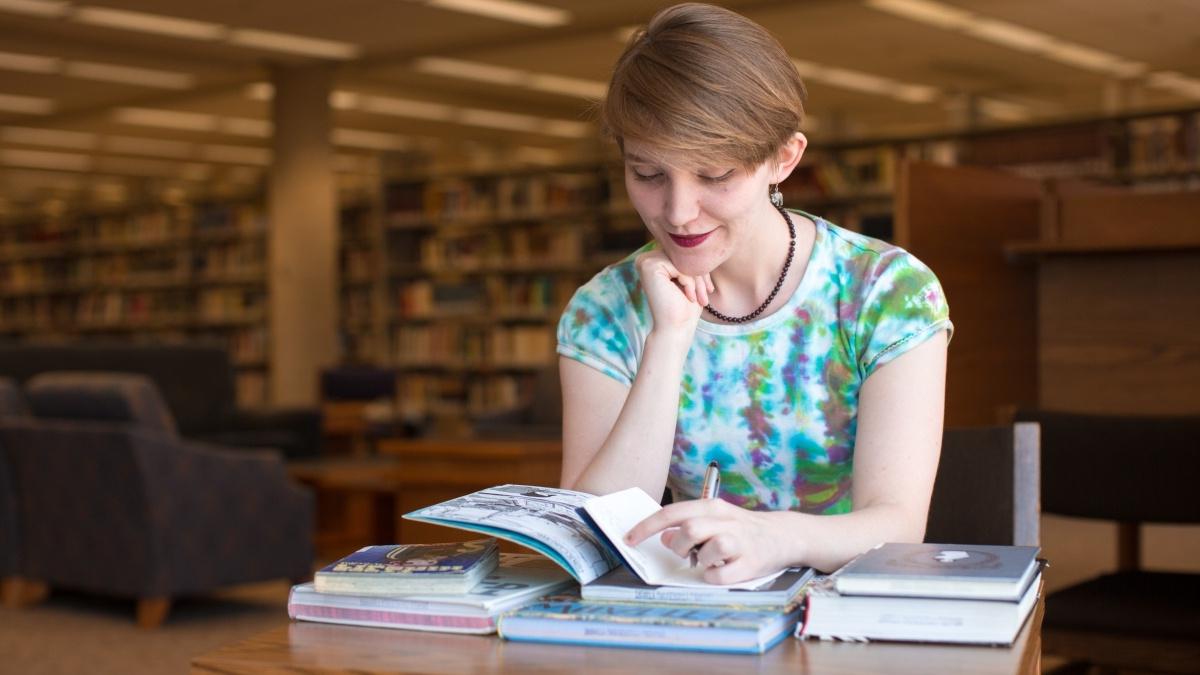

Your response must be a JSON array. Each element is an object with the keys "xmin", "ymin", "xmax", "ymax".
[
  {"xmin": 581, "ymin": 588, "xmax": 776, "ymax": 606},
  {"xmin": 289, "ymin": 603, "xmax": 495, "ymax": 633},
  {"xmin": 498, "ymin": 617, "xmax": 766, "ymax": 654}
]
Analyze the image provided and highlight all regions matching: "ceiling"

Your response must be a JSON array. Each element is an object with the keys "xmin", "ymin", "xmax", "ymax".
[{"xmin": 1, "ymin": 0, "xmax": 1198, "ymax": 210}]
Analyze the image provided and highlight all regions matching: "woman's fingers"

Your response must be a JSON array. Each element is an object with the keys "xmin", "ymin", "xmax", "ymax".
[{"xmin": 675, "ymin": 275, "xmax": 697, "ymax": 304}]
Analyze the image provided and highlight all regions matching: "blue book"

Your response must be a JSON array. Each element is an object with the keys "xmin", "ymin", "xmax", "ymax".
[
  {"xmin": 498, "ymin": 596, "xmax": 801, "ymax": 654},
  {"xmin": 314, "ymin": 539, "xmax": 499, "ymax": 595}
]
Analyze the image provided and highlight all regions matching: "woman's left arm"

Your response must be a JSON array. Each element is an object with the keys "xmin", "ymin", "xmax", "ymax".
[{"xmin": 626, "ymin": 329, "xmax": 949, "ymax": 581}]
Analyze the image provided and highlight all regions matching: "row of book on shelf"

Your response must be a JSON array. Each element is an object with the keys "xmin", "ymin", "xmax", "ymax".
[
  {"xmin": 392, "ymin": 325, "xmax": 553, "ymax": 367},
  {"xmin": 289, "ymin": 484, "xmax": 1043, "ymax": 654}
]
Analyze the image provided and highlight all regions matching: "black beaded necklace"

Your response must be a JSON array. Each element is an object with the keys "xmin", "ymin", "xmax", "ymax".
[{"xmin": 703, "ymin": 203, "xmax": 796, "ymax": 324}]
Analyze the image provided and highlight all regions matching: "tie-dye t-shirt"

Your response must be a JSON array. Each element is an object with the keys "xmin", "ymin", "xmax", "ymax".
[{"xmin": 556, "ymin": 213, "xmax": 952, "ymax": 515}]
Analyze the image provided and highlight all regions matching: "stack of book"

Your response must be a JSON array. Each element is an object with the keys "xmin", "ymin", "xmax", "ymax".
[
  {"xmin": 405, "ymin": 484, "xmax": 815, "ymax": 653},
  {"xmin": 797, "ymin": 542, "xmax": 1043, "ymax": 645},
  {"xmin": 289, "ymin": 539, "xmax": 574, "ymax": 634},
  {"xmin": 498, "ymin": 567, "xmax": 812, "ymax": 654}
]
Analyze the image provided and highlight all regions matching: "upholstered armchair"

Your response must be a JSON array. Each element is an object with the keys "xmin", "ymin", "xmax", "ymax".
[
  {"xmin": 0, "ymin": 343, "xmax": 322, "ymax": 459},
  {"xmin": 0, "ymin": 372, "xmax": 313, "ymax": 627}
]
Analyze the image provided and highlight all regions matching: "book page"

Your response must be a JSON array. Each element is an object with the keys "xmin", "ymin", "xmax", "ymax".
[
  {"xmin": 405, "ymin": 485, "xmax": 620, "ymax": 584},
  {"xmin": 584, "ymin": 488, "xmax": 785, "ymax": 590}
]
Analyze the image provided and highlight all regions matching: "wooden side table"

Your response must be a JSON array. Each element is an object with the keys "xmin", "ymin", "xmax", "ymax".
[
  {"xmin": 376, "ymin": 438, "xmax": 562, "ymax": 545},
  {"xmin": 290, "ymin": 439, "xmax": 563, "ymax": 555}
]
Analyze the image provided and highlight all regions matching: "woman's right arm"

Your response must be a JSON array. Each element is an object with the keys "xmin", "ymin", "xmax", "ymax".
[{"xmin": 559, "ymin": 251, "xmax": 708, "ymax": 497}]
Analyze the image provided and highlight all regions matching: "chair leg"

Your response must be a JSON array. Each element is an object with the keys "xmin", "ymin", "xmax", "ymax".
[
  {"xmin": 136, "ymin": 596, "xmax": 171, "ymax": 629},
  {"xmin": 2, "ymin": 577, "xmax": 49, "ymax": 608}
]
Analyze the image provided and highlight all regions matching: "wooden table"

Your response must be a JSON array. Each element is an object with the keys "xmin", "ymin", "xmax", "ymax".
[{"xmin": 192, "ymin": 601, "xmax": 1042, "ymax": 674}]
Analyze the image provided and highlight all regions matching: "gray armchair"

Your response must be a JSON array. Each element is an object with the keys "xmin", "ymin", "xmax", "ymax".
[{"xmin": 0, "ymin": 372, "xmax": 313, "ymax": 627}]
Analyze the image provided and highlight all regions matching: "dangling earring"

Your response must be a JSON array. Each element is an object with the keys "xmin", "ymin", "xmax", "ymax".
[{"xmin": 769, "ymin": 184, "xmax": 784, "ymax": 208}]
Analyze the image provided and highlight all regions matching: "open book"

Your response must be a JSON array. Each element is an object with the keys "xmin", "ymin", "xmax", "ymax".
[{"xmin": 404, "ymin": 484, "xmax": 783, "ymax": 590}]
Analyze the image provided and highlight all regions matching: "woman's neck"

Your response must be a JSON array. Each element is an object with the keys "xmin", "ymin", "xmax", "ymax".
[{"xmin": 708, "ymin": 204, "xmax": 809, "ymax": 319}]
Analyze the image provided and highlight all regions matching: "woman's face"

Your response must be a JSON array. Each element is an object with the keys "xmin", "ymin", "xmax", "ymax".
[{"xmin": 623, "ymin": 140, "xmax": 774, "ymax": 277}]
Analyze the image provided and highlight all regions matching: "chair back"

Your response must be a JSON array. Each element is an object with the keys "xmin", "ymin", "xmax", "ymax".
[
  {"xmin": 1015, "ymin": 409, "xmax": 1200, "ymax": 524},
  {"xmin": 925, "ymin": 423, "xmax": 1040, "ymax": 547},
  {"xmin": 26, "ymin": 372, "xmax": 178, "ymax": 437},
  {"xmin": 0, "ymin": 342, "xmax": 234, "ymax": 435}
]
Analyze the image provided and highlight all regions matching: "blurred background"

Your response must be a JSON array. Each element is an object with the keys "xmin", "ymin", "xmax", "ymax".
[{"xmin": 1, "ymin": 1, "xmax": 1197, "ymax": 672}]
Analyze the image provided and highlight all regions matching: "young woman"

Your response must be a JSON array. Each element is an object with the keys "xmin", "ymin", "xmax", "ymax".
[{"xmin": 557, "ymin": 3, "xmax": 952, "ymax": 583}]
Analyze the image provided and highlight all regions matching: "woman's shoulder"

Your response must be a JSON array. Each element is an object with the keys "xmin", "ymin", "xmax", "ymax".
[
  {"xmin": 806, "ymin": 215, "xmax": 937, "ymax": 284},
  {"xmin": 563, "ymin": 241, "xmax": 655, "ymax": 325},
  {"xmin": 576, "ymin": 241, "xmax": 654, "ymax": 300}
]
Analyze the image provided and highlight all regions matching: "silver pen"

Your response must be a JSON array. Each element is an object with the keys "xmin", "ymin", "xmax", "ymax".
[{"xmin": 689, "ymin": 460, "xmax": 721, "ymax": 568}]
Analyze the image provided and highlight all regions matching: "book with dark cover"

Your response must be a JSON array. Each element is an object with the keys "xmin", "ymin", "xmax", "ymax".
[
  {"xmin": 834, "ymin": 543, "xmax": 1041, "ymax": 601},
  {"xmin": 314, "ymin": 539, "xmax": 499, "ymax": 595},
  {"xmin": 799, "ymin": 572, "xmax": 1042, "ymax": 645},
  {"xmin": 581, "ymin": 565, "xmax": 815, "ymax": 608},
  {"xmin": 291, "ymin": 553, "xmax": 575, "ymax": 634},
  {"xmin": 498, "ymin": 595, "xmax": 801, "ymax": 654}
]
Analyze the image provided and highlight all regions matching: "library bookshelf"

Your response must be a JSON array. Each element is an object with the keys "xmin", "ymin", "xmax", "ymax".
[
  {"xmin": 0, "ymin": 199, "xmax": 270, "ymax": 406},
  {"xmin": 4, "ymin": 106, "xmax": 1197, "ymax": 416}
]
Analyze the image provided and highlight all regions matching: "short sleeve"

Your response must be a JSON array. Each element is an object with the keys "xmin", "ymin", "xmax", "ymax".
[
  {"xmin": 855, "ymin": 250, "xmax": 953, "ymax": 379},
  {"xmin": 556, "ymin": 267, "xmax": 642, "ymax": 387}
]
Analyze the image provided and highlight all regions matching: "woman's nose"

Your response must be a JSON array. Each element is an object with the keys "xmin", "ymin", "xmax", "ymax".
[{"xmin": 663, "ymin": 179, "xmax": 701, "ymax": 228}]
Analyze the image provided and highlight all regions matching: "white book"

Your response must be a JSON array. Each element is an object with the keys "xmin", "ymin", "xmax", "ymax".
[
  {"xmin": 289, "ymin": 553, "xmax": 575, "ymax": 635},
  {"xmin": 405, "ymin": 484, "xmax": 785, "ymax": 589},
  {"xmin": 799, "ymin": 572, "xmax": 1042, "ymax": 645}
]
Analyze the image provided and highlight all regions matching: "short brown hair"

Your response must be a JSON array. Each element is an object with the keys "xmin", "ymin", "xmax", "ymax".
[{"xmin": 601, "ymin": 3, "xmax": 807, "ymax": 170}]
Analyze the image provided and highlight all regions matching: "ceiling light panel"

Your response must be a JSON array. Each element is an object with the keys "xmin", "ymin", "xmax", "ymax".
[
  {"xmin": 1, "ymin": 126, "xmax": 96, "ymax": 149},
  {"xmin": 0, "ymin": 93, "xmax": 54, "ymax": 114},
  {"xmin": 425, "ymin": 0, "xmax": 570, "ymax": 28},
  {"xmin": 0, "ymin": 50, "xmax": 60, "ymax": 74},
  {"xmin": 0, "ymin": 148, "xmax": 92, "ymax": 171},
  {"xmin": 63, "ymin": 61, "xmax": 195, "ymax": 89},
  {"xmin": 227, "ymin": 28, "xmax": 361, "ymax": 59},
  {"xmin": 359, "ymin": 95, "xmax": 456, "ymax": 121},
  {"xmin": 414, "ymin": 57, "xmax": 607, "ymax": 99},
  {"xmin": 70, "ymin": 6, "xmax": 226, "ymax": 40},
  {"xmin": 0, "ymin": 0, "xmax": 68, "ymax": 18},
  {"xmin": 113, "ymin": 107, "xmax": 217, "ymax": 132},
  {"xmin": 104, "ymin": 135, "xmax": 195, "ymax": 159},
  {"xmin": 866, "ymin": 0, "xmax": 1148, "ymax": 79},
  {"xmin": 333, "ymin": 128, "xmax": 410, "ymax": 151}
]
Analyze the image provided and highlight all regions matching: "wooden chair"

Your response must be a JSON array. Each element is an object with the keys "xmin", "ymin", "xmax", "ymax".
[
  {"xmin": 1014, "ymin": 410, "xmax": 1200, "ymax": 675},
  {"xmin": 925, "ymin": 422, "xmax": 1041, "ymax": 547}
]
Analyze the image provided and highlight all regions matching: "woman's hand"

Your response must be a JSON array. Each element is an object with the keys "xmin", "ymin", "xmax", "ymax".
[
  {"xmin": 635, "ymin": 250, "xmax": 713, "ymax": 337},
  {"xmin": 624, "ymin": 499, "xmax": 796, "ymax": 584}
]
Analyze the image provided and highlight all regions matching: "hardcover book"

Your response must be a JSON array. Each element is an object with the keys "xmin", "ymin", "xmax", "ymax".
[
  {"xmin": 581, "ymin": 565, "xmax": 815, "ymax": 609},
  {"xmin": 314, "ymin": 539, "xmax": 499, "ymax": 595},
  {"xmin": 404, "ymin": 484, "xmax": 782, "ymax": 589},
  {"xmin": 291, "ymin": 553, "xmax": 575, "ymax": 634},
  {"xmin": 799, "ymin": 571, "xmax": 1043, "ymax": 645},
  {"xmin": 498, "ymin": 595, "xmax": 801, "ymax": 654},
  {"xmin": 834, "ymin": 543, "xmax": 1041, "ymax": 601}
]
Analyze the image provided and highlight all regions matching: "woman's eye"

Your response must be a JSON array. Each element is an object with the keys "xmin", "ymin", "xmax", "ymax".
[
  {"xmin": 701, "ymin": 169, "xmax": 735, "ymax": 183},
  {"xmin": 632, "ymin": 170, "xmax": 663, "ymax": 182}
]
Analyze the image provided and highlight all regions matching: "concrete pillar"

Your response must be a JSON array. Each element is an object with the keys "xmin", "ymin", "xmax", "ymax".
[{"xmin": 268, "ymin": 63, "xmax": 338, "ymax": 407}]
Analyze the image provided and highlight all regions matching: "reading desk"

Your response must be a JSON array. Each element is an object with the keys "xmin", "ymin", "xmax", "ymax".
[{"xmin": 191, "ymin": 598, "xmax": 1042, "ymax": 674}]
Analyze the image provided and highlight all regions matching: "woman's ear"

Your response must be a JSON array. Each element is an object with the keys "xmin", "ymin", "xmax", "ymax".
[{"xmin": 771, "ymin": 132, "xmax": 807, "ymax": 183}]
